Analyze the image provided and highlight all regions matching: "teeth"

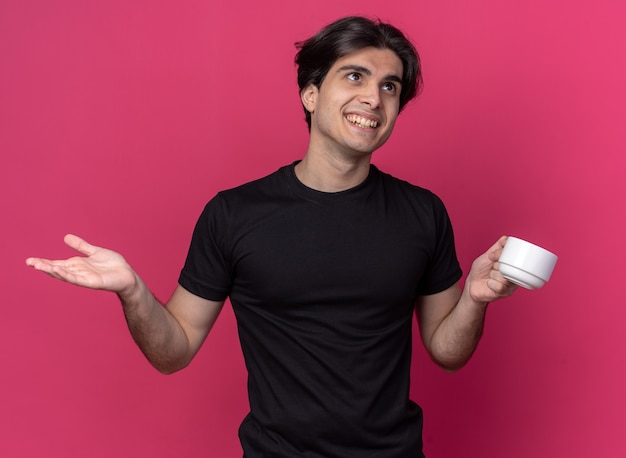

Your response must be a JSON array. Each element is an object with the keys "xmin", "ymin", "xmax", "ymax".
[{"xmin": 347, "ymin": 114, "xmax": 378, "ymax": 128}]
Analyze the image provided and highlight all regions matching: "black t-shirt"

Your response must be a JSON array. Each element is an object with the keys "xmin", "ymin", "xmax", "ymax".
[{"xmin": 179, "ymin": 163, "xmax": 462, "ymax": 457}]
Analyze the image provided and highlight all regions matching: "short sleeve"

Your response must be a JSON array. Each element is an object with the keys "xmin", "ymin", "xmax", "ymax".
[
  {"xmin": 416, "ymin": 193, "xmax": 462, "ymax": 295},
  {"xmin": 178, "ymin": 195, "xmax": 233, "ymax": 301}
]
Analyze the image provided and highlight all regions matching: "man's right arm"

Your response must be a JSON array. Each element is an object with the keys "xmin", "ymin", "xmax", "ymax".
[
  {"xmin": 26, "ymin": 234, "xmax": 224, "ymax": 374},
  {"xmin": 120, "ymin": 280, "xmax": 224, "ymax": 374}
]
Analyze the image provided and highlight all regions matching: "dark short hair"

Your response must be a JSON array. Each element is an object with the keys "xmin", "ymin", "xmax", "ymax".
[{"xmin": 295, "ymin": 16, "xmax": 423, "ymax": 129}]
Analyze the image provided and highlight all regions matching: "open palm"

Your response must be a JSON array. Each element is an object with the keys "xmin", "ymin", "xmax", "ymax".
[{"xmin": 26, "ymin": 234, "xmax": 136, "ymax": 294}]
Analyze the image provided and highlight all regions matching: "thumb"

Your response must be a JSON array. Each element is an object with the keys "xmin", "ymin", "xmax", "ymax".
[
  {"xmin": 64, "ymin": 234, "xmax": 99, "ymax": 256},
  {"xmin": 488, "ymin": 235, "xmax": 509, "ymax": 262}
]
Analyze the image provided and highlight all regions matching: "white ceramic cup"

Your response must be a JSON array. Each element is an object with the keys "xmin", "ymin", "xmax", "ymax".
[{"xmin": 498, "ymin": 237, "xmax": 558, "ymax": 290}]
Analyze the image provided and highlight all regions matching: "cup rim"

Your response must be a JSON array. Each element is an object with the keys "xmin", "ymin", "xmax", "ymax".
[{"xmin": 506, "ymin": 236, "xmax": 558, "ymax": 260}]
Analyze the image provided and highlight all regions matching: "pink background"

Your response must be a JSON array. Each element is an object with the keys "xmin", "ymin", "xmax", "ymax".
[{"xmin": 2, "ymin": 0, "xmax": 625, "ymax": 456}]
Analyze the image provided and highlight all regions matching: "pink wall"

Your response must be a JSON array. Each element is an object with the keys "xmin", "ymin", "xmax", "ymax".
[{"xmin": 2, "ymin": 0, "xmax": 625, "ymax": 456}]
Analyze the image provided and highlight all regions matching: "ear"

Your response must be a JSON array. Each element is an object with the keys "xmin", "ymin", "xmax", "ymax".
[{"xmin": 300, "ymin": 83, "xmax": 318, "ymax": 114}]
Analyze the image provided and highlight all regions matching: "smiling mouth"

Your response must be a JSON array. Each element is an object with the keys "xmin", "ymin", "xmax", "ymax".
[{"xmin": 346, "ymin": 114, "xmax": 379, "ymax": 129}]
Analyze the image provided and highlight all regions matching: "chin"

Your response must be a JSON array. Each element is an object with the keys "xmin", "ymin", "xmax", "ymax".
[{"xmin": 350, "ymin": 138, "xmax": 388, "ymax": 155}]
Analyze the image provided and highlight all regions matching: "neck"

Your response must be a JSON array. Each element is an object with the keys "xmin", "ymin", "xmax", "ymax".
[{"xmin": 294, "ymin": 152, "xmax": 371, "ymax": 192}]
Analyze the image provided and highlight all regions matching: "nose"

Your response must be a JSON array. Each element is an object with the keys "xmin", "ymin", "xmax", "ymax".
[{"xmin": 358, "ymin": 82, "xmax": 381, "ymax": 109}]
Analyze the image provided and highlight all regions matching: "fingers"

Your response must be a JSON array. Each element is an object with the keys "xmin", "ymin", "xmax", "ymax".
[
  {"xmin": 25, "ymin": 257, "xmax": 48, "ymax": 271},
  {"xmin": 467, "ymin": 236, "xmax": 518, "ymax": 303},
  {"xmin": 25, "ymin": 257, "xmax": 71, "ymax": 281},
  {"xmin": 488, "ymin": 268, "xmax": 518, "ymax": 297},
  {"xmin": 26, "ymin": 254, "xmax": 101, "ymax": 287},
  {"xmin": 26, "ymin": 233, "xmax": 96, "ymax": 276}
]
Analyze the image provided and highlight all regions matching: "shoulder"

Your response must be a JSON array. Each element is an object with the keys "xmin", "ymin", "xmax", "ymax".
[
  {"xmin": 374, "ymin": 166, "xmax": 446, "ymax": 212},
  {"xmin": 198, "ymin": 164, "xmax": 296, "ymax": 228},
  {"xmin": 209, "ymin": 164, "xmax": 292, "ymax": 209},
  {"xmin": 222, "ymin": 165, "xmax": 288, "ymax": 195}
]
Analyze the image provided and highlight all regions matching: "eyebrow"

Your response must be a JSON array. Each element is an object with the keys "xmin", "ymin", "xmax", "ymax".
[{"xmin": 336, "ymin": 64, "xmax": 403, "ymax": 85}]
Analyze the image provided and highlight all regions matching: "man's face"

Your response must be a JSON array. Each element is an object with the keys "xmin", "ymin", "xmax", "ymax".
[{"xmin": 302, "ymin": 47, "xmax": 403, "ymax": 159}]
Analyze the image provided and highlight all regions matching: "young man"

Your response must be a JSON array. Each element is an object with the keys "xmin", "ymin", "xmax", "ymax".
[{"xmin": 27, "ymin": 16, "xmax": 517, "ymax": 457}]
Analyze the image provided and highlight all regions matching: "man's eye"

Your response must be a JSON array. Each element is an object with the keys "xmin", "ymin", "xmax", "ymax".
[
  {"xmin": 383, "ymin": 82, "xmax": 397, "ymax": 92},
  {"xmin": 347, "ymin": 72, "xmax": 361, "ymax": 81}
]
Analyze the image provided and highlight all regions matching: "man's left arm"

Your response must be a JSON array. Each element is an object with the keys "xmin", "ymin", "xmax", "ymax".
[{"xmin": 415, "ymin": 236, "xmax": 517, "ymax": 371}]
